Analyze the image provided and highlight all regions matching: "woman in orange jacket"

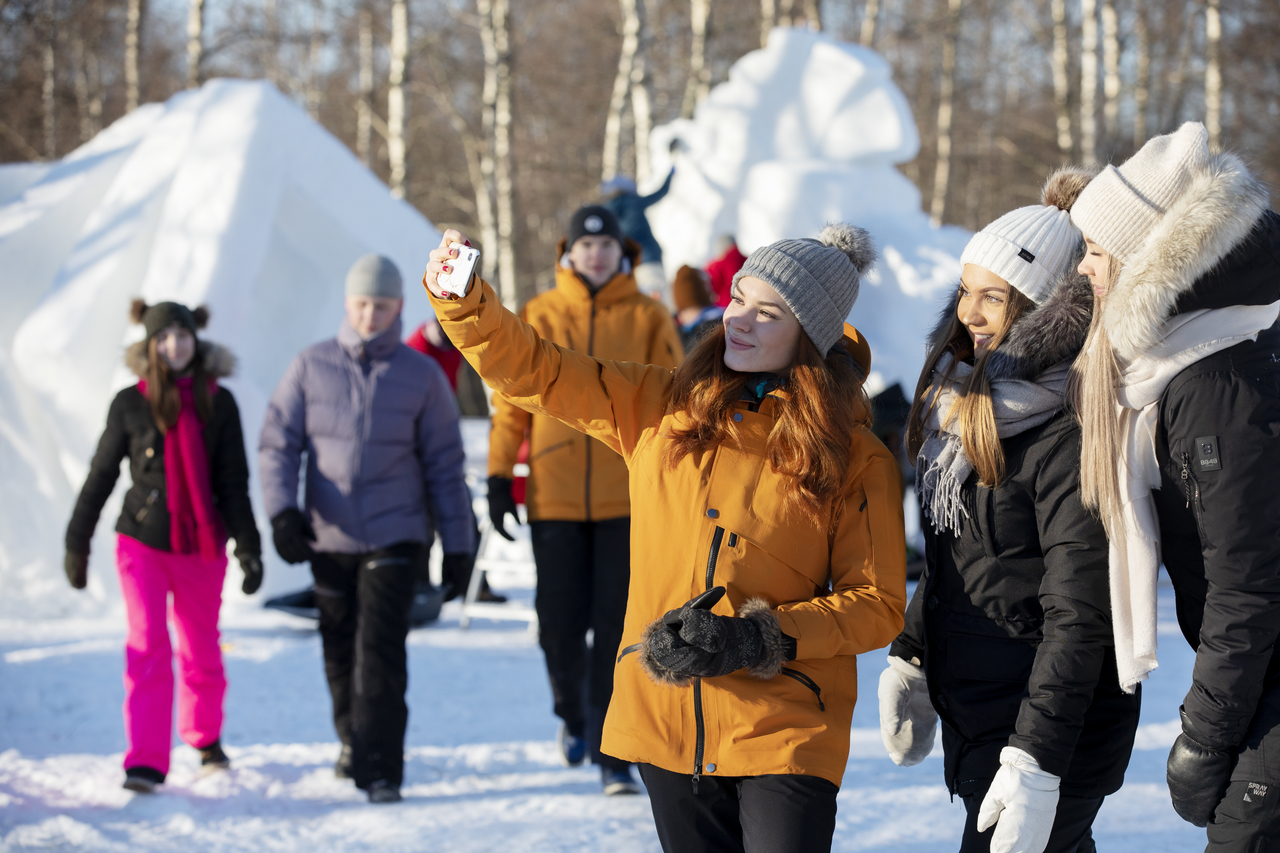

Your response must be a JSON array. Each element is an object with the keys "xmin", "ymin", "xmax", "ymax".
[{"xmin": 425, "ymin": 224, "xmax": 907, "ymax": 853}]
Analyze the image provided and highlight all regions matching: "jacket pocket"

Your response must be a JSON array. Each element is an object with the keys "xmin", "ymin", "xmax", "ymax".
[{"xmin": 779, "ymin": 666, "xmax": 825, "ymax": 711}]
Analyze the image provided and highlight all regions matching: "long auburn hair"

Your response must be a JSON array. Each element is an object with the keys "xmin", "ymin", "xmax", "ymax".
[
  {"xmin": 1068, "ymin": 254, "xmax": 1124, "ymax": 534},
  {"xmin": 906, "ymin": 283, "xmax": 1035, "ymax": 487},
  {"xmin": 663, "ymin": 324, "xmax": 871, "ymax": 524},
  {"xmin": 145, "ymin": 336, "xmax": 213, "ymax": 433}
]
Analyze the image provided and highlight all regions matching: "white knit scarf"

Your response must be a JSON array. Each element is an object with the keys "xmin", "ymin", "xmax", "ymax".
[
  {"xmin": 916, "ymin": 352, "xmax": 1071, "ymax": 535},
  {"xmin": 1109, "ymin": 300, "xmax": 1280, "ymax": 693}
]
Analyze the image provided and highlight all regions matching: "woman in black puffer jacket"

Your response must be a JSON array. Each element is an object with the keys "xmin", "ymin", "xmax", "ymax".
[
  {"xmin": 64, "ymin": 300, "xmax": 261, "ymax": 794},
  {"xmin": 879, "ymin": 169, "xmax": 1140, "ymax": 853}
]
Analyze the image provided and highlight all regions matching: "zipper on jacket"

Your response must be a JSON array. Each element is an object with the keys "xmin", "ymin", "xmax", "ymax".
[
  {"xmin": 692, "ymin": 525, "xmax": 726, "ymax": 793},
  {"xmin": 1180, "ymin": 451, "xmax": 1206, "ymax": 537},
  {"xmin": 135, "ymin": 488, "xmax": 159, "ymax": 524},
  {"xmin": 780, "ymin": 667, "xmax": 826, "ymax": 711},
  {"xmin": 584, "ymin": 296, "xmax": 598, "ymax": 521}
]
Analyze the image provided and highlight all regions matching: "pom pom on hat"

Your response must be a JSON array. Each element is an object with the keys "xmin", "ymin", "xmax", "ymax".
[
  {"xmin": 1041, "ymin": 166, "xmax": 1095, "ymax": 212},
  {"xmin": 817, "ymin": 223, "xmax": 877, "ymax": 274},
  {"xmin": 129, "ymin": 299, "xmax": 207, "ymax": 341}
]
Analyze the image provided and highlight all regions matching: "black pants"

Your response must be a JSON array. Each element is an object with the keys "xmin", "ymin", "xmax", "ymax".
[
  {"xmin": 638, "ymin": 764, "xmax": 839, "ymax": 853},
  {"xmin": 530, "ymin": 518, "xmax": 631, "ymax": 772},
  {"xmin": 959, "ymin": 783, "xmax": 1104, "ymax": 853},
  {"xmin": 311, "ymin": 542, "xmax": 418, "ymax": 789}
]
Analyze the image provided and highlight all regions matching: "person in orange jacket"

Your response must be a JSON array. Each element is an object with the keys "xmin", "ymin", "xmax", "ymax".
[
  {"xmin": 486, "ymin": 205, "xmax": 683, "ymax": 796},
  {"xmin": 427, "ymin": 222, "xmax": 906, "ymax": 853}
]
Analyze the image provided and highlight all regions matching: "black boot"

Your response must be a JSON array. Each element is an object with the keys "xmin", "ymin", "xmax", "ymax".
[
  {"xmin": 334, "ymin": 743, "xmax": 354, "ymax": 779},
  {"xmin": 123, "ymin": 766, "xmax": 165, "ymax": 793},
  {"xmin": 198, "ymin": 740, "xmax": 231, "ymax": 774}
]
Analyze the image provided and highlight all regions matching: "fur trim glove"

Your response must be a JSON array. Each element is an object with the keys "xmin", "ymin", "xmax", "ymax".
[
  {"xmin": 976, "ymin": 747, "xmax": 1061, "ymax": 853},
  {"xmin": 638, "ymin": 587, "xmax": 789, "ymax": 687},
  {"xmin": 1167, "ymin": 707, "xmax": 1232, "ymax": 827},
  {"xmin": 878, "ymin": 655, "xmax": 938, "ymax": 766}
]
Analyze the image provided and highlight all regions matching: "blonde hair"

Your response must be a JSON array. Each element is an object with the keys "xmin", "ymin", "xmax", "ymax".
[
  {"xmin": 1068, "ymin": 254, "xmax": 1124, "ymax": 534},
  {"xmin": 907, "ymin": 284, "xmax": 1035, "ymax": 488}
]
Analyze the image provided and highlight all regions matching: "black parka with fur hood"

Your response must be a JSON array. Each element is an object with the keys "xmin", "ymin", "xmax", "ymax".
[{"xmin": 65, "ymin": 337, "xmax": 261, "ymax": 562}]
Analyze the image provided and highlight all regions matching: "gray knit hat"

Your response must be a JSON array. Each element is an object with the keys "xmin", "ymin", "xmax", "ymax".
[
  {"xmin": 345, "ymin": 254, "xmax": 403, "ymax": 299},
  {"xmin": 731, "ymin": 223, "xmax": 876, "ymax": 355}
]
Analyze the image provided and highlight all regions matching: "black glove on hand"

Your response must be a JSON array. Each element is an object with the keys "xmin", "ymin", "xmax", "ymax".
[
  {"xmin": 1167, "ymin": 707, "xmax": 1233, "ymax": 827},
  {"xmin": 64, "ymin": 552, "xmax": 88, "ymax": 590},
  {"xmin": 441, "ymin": 552, "xmax": 475, "ymax": 602},
  {"xmin": 487, "ymin": 476, "xmax": 519, "ymax": 542},
  {"xmin": 271, "ymin": 509, "xmax": 316, "ymax": 564},
  {"xmin": 639, "ymin": 586, "xmax": 787, "ymax": 686},
  {"xmin": 239, "ymin": 554, "xmax": 264, "ymax": 595}
]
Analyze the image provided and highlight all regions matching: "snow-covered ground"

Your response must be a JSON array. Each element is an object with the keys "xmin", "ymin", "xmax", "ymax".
[{"xmin": 0, "ymin": 421, "xmax": 1208, "ymax": 851}]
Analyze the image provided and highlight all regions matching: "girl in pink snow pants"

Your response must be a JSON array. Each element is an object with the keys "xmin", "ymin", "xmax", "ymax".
[{"xmin": 63, "ymin": 300, "xmax": 264, "ymax": 794}]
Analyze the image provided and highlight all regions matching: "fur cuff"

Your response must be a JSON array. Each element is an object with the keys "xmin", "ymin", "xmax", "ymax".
[
  {"xmin": 738, "ymin": 598, "xmax": 789, "ymax": 680},
  {"xmin": 637, "ymin": 617, "xmax": 694, "ymax": 688}
]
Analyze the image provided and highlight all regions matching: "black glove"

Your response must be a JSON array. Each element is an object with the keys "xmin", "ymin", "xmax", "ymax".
[
  {"xmin": 271, "ymin": 509, "xmax": 316, "ymax": 564},
  {"xmin": 64, "ymin": 552, "xmax": 88, "ymax": 590},
  {"xmin": 639, "ymin": 587, "xmax": 785, "ymax": 686},
  {"xmin": 239, "ymin": 554, "xmax": 264, "ymax": 595},
  {"xmin": 1167, "ymin": 707, "xmax": 1232, "ymax": 827},
  {"xmin": 487, "ymin": 476, "xmax": 519, "ymax": 542},
  {"xmin": 441, "ymin": 552, "xmax": 475, "ymax": 602}
]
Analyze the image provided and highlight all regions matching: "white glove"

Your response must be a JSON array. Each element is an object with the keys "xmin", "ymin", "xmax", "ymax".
[
  {"xmin": 976, "ymin": 747, "xmax": 1061, "ymax": 853},
  {"xmin": 877, "ymin": 655, "xmax": 938, "ymax": 766}
]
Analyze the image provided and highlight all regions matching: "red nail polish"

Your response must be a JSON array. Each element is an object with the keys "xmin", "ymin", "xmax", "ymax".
[{"xmin": 444, "ymin": 265, "xmax": 452, "ymax": 272}]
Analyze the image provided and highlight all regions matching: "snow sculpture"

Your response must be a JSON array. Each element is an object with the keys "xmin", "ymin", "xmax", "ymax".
[{"xmin": 647, "ymin": 27, "xmax": 972, "ymax": 390}]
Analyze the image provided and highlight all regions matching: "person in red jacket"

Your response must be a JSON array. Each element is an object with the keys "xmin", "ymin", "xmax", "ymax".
[
  {"xmin": 406, "ymin": 319, "xmax": 463, "ymax": 392},
  {"xmin": 705, "ymin": 234, "xmax": 747, "ymax": 308}
]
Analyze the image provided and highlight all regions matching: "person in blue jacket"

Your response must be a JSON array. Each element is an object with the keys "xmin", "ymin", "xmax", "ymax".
[{"xmin": 602, "ymin": 168, "xmax": 674, "ymax": 305}]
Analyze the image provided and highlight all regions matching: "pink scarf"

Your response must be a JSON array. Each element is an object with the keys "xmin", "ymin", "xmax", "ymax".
[{"xmin": 138, "ymin": 376, "xmax": 226, "ymax": 559}]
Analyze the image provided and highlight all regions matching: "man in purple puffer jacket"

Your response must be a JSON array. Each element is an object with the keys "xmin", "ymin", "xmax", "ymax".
[{"xmin": 259, "ymin": 254, "xmax": 474, "ymax": 804}]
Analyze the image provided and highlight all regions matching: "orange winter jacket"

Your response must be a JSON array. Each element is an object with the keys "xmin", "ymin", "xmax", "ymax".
[
  {"xmin": 430, "ymin": 278, "xmax": 907, "ymax": 786},
  {"xmin": 488, "ymin": 239, "xmax": 683, "ymax": 521}
]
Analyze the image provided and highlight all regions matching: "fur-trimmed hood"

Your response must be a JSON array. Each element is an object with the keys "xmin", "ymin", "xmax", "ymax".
[
  {"xmin": 1100, "ymin": 151, "xmax": 1274, "ymax": 362},
  {"xmin": 926, "ymin": 256, "xmax": 1095, "ymax": 382},
  {"xmin": 125, "ymin": 339, "xmax": 237, "ymax": 380}
]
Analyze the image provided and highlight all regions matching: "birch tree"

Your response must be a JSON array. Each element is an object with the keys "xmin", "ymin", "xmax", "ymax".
[
  {"xmin": 306, "ymin": 0, "xmax": 325, "ymax": 118},
  {"xmin": 860, "ymin": 0, "xmax": 879, "ymax": 46},
  {"xmin": 1133, "ymin": 0, "xmax": 1149, "ymax": 147},
  {"xmin": 681, "ymin": 0, "xmax": 711, "ymax": 119},
  {"xmin": 43, "ymin": 1, "xmax": 55, "ymax": 160},
  {"xmin": 125, "ymin": 0, "xmax": 143, "ymax": 111},
  {"xmin": 477, "ymin": 0, "xmax": 518, "ymax": 307},
  {"xmin": 388, "ymin": 0, "xmax": 408, "ymax": 197},
  {"xmin": 760, "ymin": 0, "xmax": 774, "ymax": 47},
  {"xmin": 1205, "ymin": 0, "xmax": 1222, "ymax": 149},
  {"xmin": 73, "ymin": 34, "xmax": 102, "ymax": 142},
  {"xmin": 1050, "ymin": 0, "xmax": 1072, "ymax": 156},
  {"xmin": 628, "ymin": 0, "xmax": 654, "ymax": 184},
  {"xmin": 1079, "ymin": 0, "xmax": 1098, "ymax": 164},
  {"xmin": 602, "ymin": 0, "xmax": 641, "ymax": 183},
  {"xmin": 930, "ymin": 0, "xmax": 963, "ymax": 227},
  {"xmin": 357, "ymin": 5, "xmax": 373, "ymax": 166},
  {"xmin": 187, "ymin": 0, "xmax": 205, "ymax": 89},
  {"xmin": 1102, "ymin": 0, "xmax": 1119, "ymax": 150}
]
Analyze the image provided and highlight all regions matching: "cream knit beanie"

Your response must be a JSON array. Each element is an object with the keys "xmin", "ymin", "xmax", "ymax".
[
  {"xmin": 959, "ymin": 167, "xmax": 1093, "ymax": 304},
  {"xmin": 1070, "ymin": 122, "xmax": 1212, "ymax": 262}
]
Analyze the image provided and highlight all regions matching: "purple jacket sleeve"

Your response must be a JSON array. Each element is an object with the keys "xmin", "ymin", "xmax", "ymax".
[
  {"xmin": 258, "ymin": 353, "xmax": 308, "ymax": 520},
  {"xmin": 417, "ymin": 362, "xmax": 475, "ymax": 555}
]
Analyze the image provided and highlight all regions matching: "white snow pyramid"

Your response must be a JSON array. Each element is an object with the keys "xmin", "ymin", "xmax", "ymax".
[
  {"xmin": 647, "ymin": 27, "xmax": 972, "ymax": 390},
  {"xmin": 0, "ymin": 79, "xmax": 441, "ymax": 615}
]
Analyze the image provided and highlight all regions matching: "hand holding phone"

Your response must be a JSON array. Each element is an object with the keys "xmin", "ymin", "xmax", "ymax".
[{"xmin": 437, "ymin": 242, "xmax": 480, "ymax": 298}]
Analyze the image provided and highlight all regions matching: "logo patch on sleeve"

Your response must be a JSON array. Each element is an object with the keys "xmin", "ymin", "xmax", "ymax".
[
  {"xmin": 1245, "ymin": 782, "xmax": 1268, "ymax": 802},
  {"xmin": 1195, "ymin": 435, "xmax": 1222, "ymax": 472}
]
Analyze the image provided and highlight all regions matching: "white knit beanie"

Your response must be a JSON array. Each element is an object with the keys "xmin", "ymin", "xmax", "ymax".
[
  {"xmin": 959, "ymin": 168, "xmax": 1092, "ymax": 304},
  {"xmin": 1070, "ymin": 122, "xmax": 1212, "ymax": 262}
]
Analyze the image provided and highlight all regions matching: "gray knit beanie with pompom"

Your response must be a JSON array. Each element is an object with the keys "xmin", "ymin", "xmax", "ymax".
[{"xmin": 732, "ymin": 223, "xmax": 877, "ymax": 355}]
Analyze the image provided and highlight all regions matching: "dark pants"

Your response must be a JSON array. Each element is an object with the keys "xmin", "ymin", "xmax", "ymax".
[
  {"xmin": 638, "ymin": 764, "xmax": 839, "ymax": 853},
  {"xmin": 530, "ymin": 517, "xmax": 631, "ymax": 772},
  {"xmin": 1206, "ymin": 680, "xmax": 1280, "ymax": 852},
  {"xmin": 959, "ymin": 784, "xmax": 1105, "ymax": 853},
  {"xmin": 311, "ymin": 542, "xmax": 418, "ymax": 789}
]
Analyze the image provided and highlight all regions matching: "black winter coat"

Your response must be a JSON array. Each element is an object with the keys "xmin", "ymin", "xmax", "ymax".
[
  {"xmin": 65, "ymin": 341, "xmax": 261, "ymax": 562},
  {"xmin": 1143, "ymin": 210, "xmax": 1280, "ymax": 773},
  {"xmin": 893, "ymin": 265, "xmax": 1140, "ymax": 799}
]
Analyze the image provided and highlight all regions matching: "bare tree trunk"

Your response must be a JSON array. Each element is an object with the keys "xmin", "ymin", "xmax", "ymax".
[
  {"xmin": 860, "ymin": 0, "xmax": 879, "ymax": 46},
  {"xmin": 1080, "ymin": 0, "xmax": 1098, "ymax": 164},
  {"xmin": 1204, "ymin": 0, "xmax": 1221, "ymax": 149},
  {"xmin": 778, "ymin": 0, "xmax": 795, "ymax": 28},
  {"xmin": 629, "ymin": 0, "xmax": 654, "ymax": 184},
  {"xmin": 1102, "ymin": 0, "xmax": 1119, "ymax": 152},
  {"xmin": 125, "ymin": 0, "xmax": 142, "ymax": 111},
  {"xmin": 43, "ymin": 6, "xmax": 56, "ymax": 160},
  {"xmin": 491, "ymin": 0, "xmax": 519, "ymax": 307},
  {"xmin": 929, "ymin": 0, "xmax": 963, "ymax": 228},
  {"xmin": 681, "ymin": 0, "xmax": 711, "ymax": 118},
  {"xmin": 1133, "ymin": 0, "xmax": 1148, "ymax": 147},
  {"xmin": 357, "ymin": 4, "xmax": 373, "ymax": 166},
  {"xmin": 264, "ymin": 0, "xmax": 281, "ymax": 87},
  {"xmin": 801, "ymin": 0, "xmax": 821, "ymax": 29},
  {"xmin": 476, "ymin": 0, "xmax": 501, "ymax": 285},
  {"xmin": 72, "ymin": 35, "xmax": 102, "ymax": 142},
  {"xmin": 306, "ymin": 0, "xmax": 324, "ymax": 117},
  {"xmin": 186, "ymin": 0, "xmax": 204, "ymax": 89},
  {"xmin": 388, "ymin": 0, "xmax": 408, "ymax": 198},
  {"xmin": 602, "ymin": 0, "xmax": 640, "ymax": 183},
  {"xmin": 760, "ymin": 0, "xmax": 774, "ymax": 48},
  {"xmin": 1051, "ymin": 0, "xmax": 1073, "ymax": 156}
]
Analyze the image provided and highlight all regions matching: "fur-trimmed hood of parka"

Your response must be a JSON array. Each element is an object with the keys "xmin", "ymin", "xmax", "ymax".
[
  {"xmin": 1097, "ymin": 151, "xmax": 1272, "ymax": 362},
  {"xmin": 124, "ymin": 339, "xmax": 238, "ymax": 380}
]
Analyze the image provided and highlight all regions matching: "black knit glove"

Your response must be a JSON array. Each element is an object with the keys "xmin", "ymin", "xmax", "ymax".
[
  {"xmin": 487, "ymin": 476, "xmax": 519, "ymax": 542},
  {"xmin": 639, "ymin": 586, "xmax": 787, "ymax": 686},
  {"xmin": 64, "ymin": 552, "xmax": 88, "ymax": 590},
  {"xmin": 1167, "ymin": 707, "xmax": 1232, "ymax": 827},
  {"xmin": 441, "ymin": 552, "xmax": 475, "ymax": 602},
  {"xmin": 271, "ymin": 509, "xmax": 316, "ymax": 564},
  {"xmin": 239, "ymin": 554, "xmax": 264, "ymax": 595}
]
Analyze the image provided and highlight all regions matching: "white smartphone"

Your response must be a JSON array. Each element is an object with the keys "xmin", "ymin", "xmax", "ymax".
[{"xmin": 438, "ymin": 242, "xmax": 480, "ymax": 297}]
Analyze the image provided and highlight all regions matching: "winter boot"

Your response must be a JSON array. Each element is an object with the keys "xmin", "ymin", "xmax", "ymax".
[
  {"xmin": 123, "ymin": 766, "xmax": 165, "ymax": 793},
  {"xmin": 366, "ymin": 779, "xmax": 402, "ymax": 804},
  {"xmin": 602, "ymin": 766, "xmax": 640, "ymax": 796},
  {"xmin": 557, "ymin": 722, "xmax": 587, "ymax": 767},
  {"xmin": 198, "ymin": 740, "xmax": 231, "ymax": 774},
  {"xmin": 334, "ymin": 744, "xmax": 354, "ymax": 779}
]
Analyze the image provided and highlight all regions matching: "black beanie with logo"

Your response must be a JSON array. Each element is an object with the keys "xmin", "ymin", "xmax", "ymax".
[{"xmin": 566, "ymin": 205, "xmax": 625, "ymax": 249}]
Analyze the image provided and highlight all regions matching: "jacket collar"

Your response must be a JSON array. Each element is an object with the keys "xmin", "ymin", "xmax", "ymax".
[
  {"xmin": 124, "ymin": 339, "xmax": 237, "ymax": 379},
  {"xmin": 338, "ymin": 315, "xmax": 403, "ymax": 361}
]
